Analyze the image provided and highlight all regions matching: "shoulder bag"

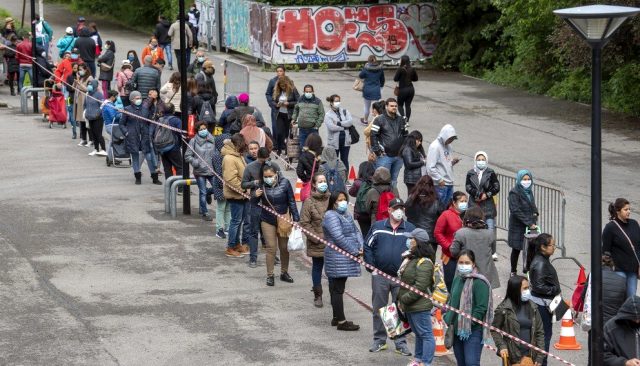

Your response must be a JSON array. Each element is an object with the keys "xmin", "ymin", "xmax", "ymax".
[
  {"xmin": 263, "ymin": 186, "xmax": 293, "ymax": 237},
  {"xmin": 352, "ymin": 78, "xmax": 364, "ymax": 91},
  {"xmin": 613, "ymin": 220, "xmax": 640, "ymax": 278}
]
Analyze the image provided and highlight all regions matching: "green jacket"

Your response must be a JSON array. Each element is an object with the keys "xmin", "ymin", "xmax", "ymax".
[
  {"xmin": 490, "ymin": 299, "xmax": 545, "ymax": 365},
  {"xmin": 443, "ymin": 275, "xmax": 489, "ymax": 333},
  {"xmin": 398, "ymin": 257, "xmax": 434, "ymax": 313},
  {"xmin": 292, "ymin": 96, "xmax": 324, "ymax": 129}
]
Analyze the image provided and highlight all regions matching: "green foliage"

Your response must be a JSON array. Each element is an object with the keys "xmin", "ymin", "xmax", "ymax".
[
  {"xmin": 306, "ymin": 64, "xmax": 314, "ymax": 72},
  {"xmin": 70, "ymin": 0, "xmax": 177, "ymax": 29},
  {"xmin": 546, "ymin": 67, "xmax": 591, "ymax": 104},
  {"xmin": 606, "ymin": 62, "xmax": 640, "ymax": 116},
  {"xmin": 318, "ymin": 63, "xmax": 329, "ymax": 72}
]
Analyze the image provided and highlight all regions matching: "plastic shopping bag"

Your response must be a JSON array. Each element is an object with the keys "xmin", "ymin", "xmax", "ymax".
[
  {"xmin": 287, "ymin": 227, "xmax": 305, "ymax": 251},
  {"xmin": 378, "ymin": 303, "xmax": 412, "ymax": 339}
]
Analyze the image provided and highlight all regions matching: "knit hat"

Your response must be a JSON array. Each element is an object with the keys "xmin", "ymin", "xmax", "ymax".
[
  {"xmin": 238, "ymin": 93, "xmax": 249, "ymax": 104},
  {"xmin": 65, "ymin": 26, "xmax": 73, "ymax": 35},
  {"xmin": 129, "ymin": 91, "xmax": 141, "ymax": 101}
]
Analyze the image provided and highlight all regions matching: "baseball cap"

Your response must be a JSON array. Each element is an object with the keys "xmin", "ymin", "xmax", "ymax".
[
  {"xmin": 78, "ymin": 16, "xmax": 86, "ymax": 22},
  {"xmin": 403, "ymin": 228, "xmax": 430, "ymax": 243},
  {"xmin": 65, "ymin": 26, "xmax": 73, "ymax": 34},
  {"xmin": 388, "ymin": 198, "xmax": 405, "ymax": 209}
]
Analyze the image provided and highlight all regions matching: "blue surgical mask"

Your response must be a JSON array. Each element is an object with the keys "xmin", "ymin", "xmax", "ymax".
[
  {"xmin": 71, "ymin": 54, "xmax": 79, "ymax": 60},
  {"xmin": 458, "ymin": 264, "xmax": 473, "ymax": 275},
  {"xmin": 134, "ymin": 99, "xmax": 142, "ymax": 106},
  {"xmin": 457, "ymin": 202, "xmax": 468, "ymax": 212},
  {"xmin": 128, "ymin": 55, "xmax": 135, "ymax": 61},
  {"xmin": 264, "ymin": 177, "xmax": 275, "ymax": 186},
  {"xmin": 87, "ymin": 85, "xmax": 93, "ymax": 93},
  {"xmin": 198, "ymin": 129, "xmax": 208, "ymax": 138},
  {"xmin": 198, "ymin": 57, "xmax": 205, "ymax": 63},
  {"xmin": 476, "ymin": 160, "xmax": 487, "ymax": 170},
  {"xmin": 317, "ymin": 182, "xmax": 328, "ymax": 193},
  {"xmin": 521, "ymin": 289, "xmax": 531, "ymax": 302},
  {"xmin": 336, "ymin": 201, "xmax": 348, "ymax": 213},
  {"xmin": 304, "ymin": 92, "xmax": 313, "ymax": 99},
  {"xmin": 406, "ymin": 238, "xmax": 412, "ymax": 249}
]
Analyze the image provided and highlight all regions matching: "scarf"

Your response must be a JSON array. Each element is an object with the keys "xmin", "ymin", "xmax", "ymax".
[
  {"xmin": 516, "ymin": 169, "xmax": 533, "ymax": 202},
  {"xmin": 397, "ymin": 250, "xmax": 412, "ymax": 277},
  {"xmin": 473, "ymin": 151, "xmax": 488, "ymax": 183},
  {"xmin": 240, "ymin": 116, "xmax": 266, "ymax": 147},
  {"xmin": 457, "ymin": 269, "xmax": 493, "ymax": 345}
]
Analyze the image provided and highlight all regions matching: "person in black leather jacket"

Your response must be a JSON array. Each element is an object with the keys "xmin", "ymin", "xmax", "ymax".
[
  {"xmin": 508, "ymin": 169, "xmax": 538, "ymax": 275},
  {"xmin": 400, "ymin": 130, "xmax": 426, "ymax": 195},
  {"xmin": 466, "ymin": 151, "xmax": 500, "ymax": 260},
  {"xmin": 525, "ymin": 233, "xmax": 560, "ymax": 366},
  {"xmin": 370, "ymin": 98, "xmax": 408, "ymax": 187},
  {"xmin": 405, "ymin": 175, "xmax": 442, "ymax": 255}
]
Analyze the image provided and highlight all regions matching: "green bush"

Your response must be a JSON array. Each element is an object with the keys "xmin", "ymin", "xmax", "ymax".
[
  {"xmin": 546, "ymin": 68, "xmax": 591, "ymax": 104},
  {"xmin": 606, "ymin": 62, "xmax": 640, "ymax": 116}
]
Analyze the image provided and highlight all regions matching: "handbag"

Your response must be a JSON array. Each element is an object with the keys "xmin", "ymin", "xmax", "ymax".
[
  {"xmin": 353, "ymin": 78, "xmax": 364, "ymax": 91},
  {"xmin": 613, "ymin": 220, "xmax": 640, "ymax": 278},
  {"xmin": 348, "ymin": 125, "xmax": 360, "ymax": 144},
  {"xmin": 263, "ymin": 188, "xmax": 293, "ymax": 237},
  {"xmin": 393, "ymin": 85, "xmax": 400, "ymax": 96},
  {"xmin": 99, "ymin": 60, "xmax": 114, "ymax": 72},
  {"xmin": 444, "ymin": 322, "xmax": 455, "ymax": 349},
  {"xmin": 300, "ymin": 158, "xmax": 316, "ymax": 202}
]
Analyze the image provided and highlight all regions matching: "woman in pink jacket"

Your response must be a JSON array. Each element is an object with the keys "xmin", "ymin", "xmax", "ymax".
[{"xmin": 115, "ymin": 60, "xmax": 134, "ymax": 107}]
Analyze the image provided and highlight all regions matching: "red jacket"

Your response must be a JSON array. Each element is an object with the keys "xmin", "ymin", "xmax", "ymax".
[
  {"xmin": 434, "ymin": 206, "xmax": 463, "ymax": 258},
  {"xmin": 16, "ymin": 40, "xmax": 32, "ymax": 65},
  {"xmin": 55, "ymin": 58, "xmax": 82, "ymax": 84}
]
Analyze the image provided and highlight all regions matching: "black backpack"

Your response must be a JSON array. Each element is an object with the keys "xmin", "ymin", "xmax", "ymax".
[{"xmin": 198, "ymin": 100, "xmax": 216, "ymax": 125}]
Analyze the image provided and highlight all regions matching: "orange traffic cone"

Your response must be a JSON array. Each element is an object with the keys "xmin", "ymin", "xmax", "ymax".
[
  {"xmin": 576, "ymin": 266, "xmax": 587, "ymax": 286},
  {"xmin": 348, "ymin": 165, "xmax": 357, "ymax": 182},
  {"xmin": 294, "ymin": 179, "xmax": 302, "ymax": 202},
  {"xmin": 433, "ymin": 309, "xmax": 452, "ymax": 356},
  {"xmin": 554, "ymin": 309, "xmax": 582, "ymax": 350}
]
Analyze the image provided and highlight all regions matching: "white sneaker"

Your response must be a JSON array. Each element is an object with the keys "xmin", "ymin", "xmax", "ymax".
[
  {"xmin": 77, "ymin": 141, "xmax": 87, "ymax": 146},
  {"xmin": 85, "ymin": 142, "xmax": 94, "ymax": 148},
  {"xmin": 492, "ymin": 253, "xmax": 499, "ymax": 261},
  {"xmin": 88, "ymin": 150, "xmax": 98, "ymax": 156},
  {"xmin": 96, "ymin": 150, "xmax": 107, "ymax": 156}
]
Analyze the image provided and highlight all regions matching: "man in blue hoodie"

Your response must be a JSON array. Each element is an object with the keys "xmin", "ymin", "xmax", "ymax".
[
  {"xmin": 364, "ymin": 198, "xmax": 415, "ymax": 356},
  {"xmin": 218, "ymin": 95, "xmax": 238, "ymax": 134}
]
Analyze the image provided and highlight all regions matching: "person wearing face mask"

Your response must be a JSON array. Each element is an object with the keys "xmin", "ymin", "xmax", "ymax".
[
  {"xmin": 271, "ymin": 75, "xmax": 299, "ymax": 155},
  {"xmin": 65, "ymin": 62, "xmax": 80, "ymax": 139},
  {"xmin": 508, "ymin": 169, "xmax": 539, "ymax": 276},
  {"xmin": 398, "ymin": 229, "xmax": 437, "ymax": 366},
  {"xmin": 116, "ymin": 60, "xmax": 134, "ymax": 107},
  {"xmin": 369, "ymin": 98, "xmax": 408, "ymax": 187},
  {"xmin": 97, "ymin": 40, "xmax": 116, "ymax": 97},
  {"xmin": 363, "ymin": 167, "xmax": 399, "ymax": 227},
  {"xmin": 56, "ymin": 27, "xmax": 76, "ymax": 59},
  {"xmin": 324, "ymin": 94, "xmax": 354, "ymax": 170},
  {"xmin": 141, "ymin": 37, "xmax": 165, "ymax": 66},
  {"xmin": 300, "ymin": 174, "xmax": 331, "ymax": 307},
  {"xmin": 101, "ymin": 90, "xmax": 123, "ymax": 161},
  {"xmin": 602, "ymin": 198, "xmax": 640, "ymax": 299},
  {"xmin": 401, "ymin": 130, "xmax": 426, "ymax": 195},
  {"xmin": 427, "ymin": 124, "xmax": 460, "ymax": 206},
  {"xmin": 187, "ymin": 50, "xmax": 207, "ymax": 77},
  {"xmin": 364, "ymin": 197, "xmax": 415, "ymax": 356},
  {"xmin": 188, "ymin": 2, "xmax": 201, "ymax": 52},
  {"xmin": 72, "ymin": 64, "xmax": 93, "ymax": 147},
  {"xmin": 443, "ymin": 249, "xmax": 493, "ymax": 366},
  {"xmin": 54, "ymin": 50, "xmax": 79, "ymax": 87},
  {"xmin": 256, "ymin": 165, "xmax": 299, "ymax": 286},
  {"xmin": 450, "ymin": 206, "xmax": 500, "ymax": 289},
  {"xmin": 120, "ymin": 91, "xmax": 158, "ymax": 185},
  {"xmin": 83, "ymin": 79, "xmax": 107, "ymax": 156},
  {"xmin": 168, "ymin": 15, "xmax": 193, "ymax": 73},
  {"xmin": 241, "ymin": 147, "xmax": 281, "ymax": 267},
  {"xmin": 222, "ymin": 134, "xmax": 250, "ymax": 259},
  {"xmin": 126, "ymin": 50, "xmax": 141, "ymax": 71},
  {"xmin": 434, "ymin": 191, "xmax": 468, "ymax": 291},
  {"xmin": 525, "ymin": 234, "xmax": 561, "ymax": 366},
  {"xmin": 491, "ymin": 275, "xmax": 545, "ymax": 366},
  {"xmin": 292, "ymin": 84, "xmax": 324, "ymax": 154},
  {"xmin": 603, "ymin": 296, "xmax": 640, "ymax": 366},
  {"xmin": 466, "ymin": 151, "xmax": 500, "ymax": 261},
  {"xmin": 322, "ymin": 190, "xmax": 363, "ymax": 331},
  {"xmin": 194, "ymin": 61, "xmax": 218, "ymax": 114},
  {"xmin": 185, "ymin": 122, "xmax": 216, "ymax": 220}
]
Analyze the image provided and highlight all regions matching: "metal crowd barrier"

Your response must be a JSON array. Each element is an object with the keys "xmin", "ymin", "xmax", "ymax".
[
  {"xmin": 495, "ymin": 173, "xmax": 581, "ymax": 268},
  {"xmin": 223, "ymin": 60, "xmax": 250, "ymax": 99},
  {"xmin": 20, "ymin": 86, "xmax": 45, "ymax": 114}
]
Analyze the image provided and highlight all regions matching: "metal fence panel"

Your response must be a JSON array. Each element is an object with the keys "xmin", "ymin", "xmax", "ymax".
[{"xmin": 223, "ymin": 60, "xmax": 250, "ymax": 99}]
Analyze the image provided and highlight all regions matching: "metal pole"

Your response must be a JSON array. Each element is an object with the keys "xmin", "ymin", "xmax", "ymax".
[
  {"xmin": 30, "ymin": 0, "xmax": 38, "ymax": 113},
  {"xmin": 589, "ymin": 43, "xmax": 603, "ymax": 366},
  {"xmin": 179, "ymin": 0, "xmax": 191, "ymax": 215}
]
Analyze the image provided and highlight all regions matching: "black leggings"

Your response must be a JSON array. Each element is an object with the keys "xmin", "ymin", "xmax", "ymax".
[
  {"xmin": 89, "ymin": 117, "xmax": 105, "ymax": 151},
  {"xmin": 510, "ymin": 249, "xmax": 521, "ymax": 273},
  {"xmin": 7, "ymin": 72, "xmax": 17, "ymax": 88},
  {"xmin": 275, "ymin": 112, "xmax": 291, "ymax": 153},
  {"xmin": 161, "ymin": 147, "xmax": 183, "ymax": 178},
  {"xmin": 329, "ymin": 277, "xmax": 347, "ymax": 322},
  {"xmin": 397, "ymin": 87, "xmax": 415, "ymax": 122}
]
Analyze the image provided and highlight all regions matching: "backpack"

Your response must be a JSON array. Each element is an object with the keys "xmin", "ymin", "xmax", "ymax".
[
  {"xmin": 322, "ymin": 163, "xmax": 346, "ymax": 194},
  {"xmin": 420, "ymin": 258, "xmax": 449, "ymax": 304},
  {"xmin": 198, "ymin": 100, "xmax": 216, "ymax": 125},
  {"xmin": 355, "ymin": 181, "xmax": 372, "ymax": 218},
  {"xmin": 123, "ymin": 74, "xmax": 135, "ymax": 94},
  {"xmin": 375, "ymin": 188, "xmax": 395, "ymax": 220},
  {"xmin": 153, "ymin": 116, "xmax": 176, "ymax": 152},
  {"xmin": 230, "ymin": 106, "xmax": 255, "ymax": 134}
]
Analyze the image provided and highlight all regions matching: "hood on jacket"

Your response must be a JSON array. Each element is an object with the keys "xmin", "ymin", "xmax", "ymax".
[
  {"xmin": 225, "ymin": 95, "xmax": 238, "ymax": 110},
  {"xmin": 321, "ymin": 147, "xmax": 340, "ymax": 170},
  {"xmin": 365, "ymin": 62, "xmax": 383, "ymax": 71},
  {"xmin": 88, "ymin": 79, "xmax": 99, "ymax": 94},
  {"xmin": 221, "ymin": 140, "xmax": 240, "ymax": 157},
  {"xmin": 372, "ymin": 167, "xmax": 391, "ymax": 185},
  {"xmin": 614, "ymin": 296, "xmax": 640, "ymax": 325},
  {"xmin": 78, "ymin": 28, "xmax": 91, "ymax": 37},
  {"xmin": 159, "ymin": 19, "xmax": 171, "ymax": 27},
  {"xmin": 437, "ymin": 124, "xmax": 457, "ymax": 145},
  {"xmin": 194, "ymin": 133, "xmax": 215, "ymax": 145},
  {"xmin": 474, "ymin": 151, "xmax": 488, "ymax": 164}
]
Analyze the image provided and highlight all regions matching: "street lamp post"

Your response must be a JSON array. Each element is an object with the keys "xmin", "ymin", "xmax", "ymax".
[{"xmin": 554, "ymin": 5, "xmax": 640, "ymax": 365}]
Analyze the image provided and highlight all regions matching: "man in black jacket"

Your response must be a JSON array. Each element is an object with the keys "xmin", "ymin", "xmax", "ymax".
[
  {"xmin": 370, "ymin": 98, "xmax": 408, "ymax": 188},
  {"xmin": 132, "ymin": 56, "xmax": 161, "ymax": 99},
  {"xmin": 74, "ymin": 27, "xmax": 96, "ymax": 77},
  {"xmin": 603, "ymin": 296, "xmax": 640, "ymax": 366},
  {"xmin": 154, "ymin": 15, "xmax": 173, "ymax": 70},
  {"xmin": 264, "ymin": 65, "xmax": 286, "ymax": 140}
]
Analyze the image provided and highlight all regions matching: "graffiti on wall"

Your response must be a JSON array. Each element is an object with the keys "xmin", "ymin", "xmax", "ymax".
[
  {"xmin": 222, "ymin": 0, "xmax": 251, "ymax": 54},
  {"xmin": 269, "ymin": 4, "xmax": 437, "ymax": 64}
]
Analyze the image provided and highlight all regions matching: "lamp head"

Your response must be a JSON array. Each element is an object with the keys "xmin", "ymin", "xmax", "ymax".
[{"xmin": 554, "ymin": 5, "xmax": 640, "ymax": 45}]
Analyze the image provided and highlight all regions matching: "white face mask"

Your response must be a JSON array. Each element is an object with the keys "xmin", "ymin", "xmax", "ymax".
[
  {"xmin": 476, "ymin": 160, "xmax": 487, "ymax": 170},
  {"xmin": 333, "ymin": 102, "xmax": 341, "ymax": 108},
  {"xmin": 391, "ymin": 209, "xmax": 404, "ymax": 221},
  {"xmin": 521, "ymin": 289, "xmax": 531, "ymax": 302},
  {"xmin": 521, "ymin": 180, "xmax": 532, "ymax": 189},
  {"xmin": 458, "ymin": 264, "xmax": 473, "ymax": 275}
]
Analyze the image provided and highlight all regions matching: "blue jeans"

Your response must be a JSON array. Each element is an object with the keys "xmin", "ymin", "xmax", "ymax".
[
  {"xmin": 244, "ymin": 202, "xmax": 262, "ymax": 261},
  {"xmin": 161, "ymin": 43, "xmax": 173, "ymax": 66},
  {"xmin": 616, "ymin": 271, "xmax": 638, "ymax": 299},
  {"xmin": 486, "ymin": 217, "xmax": 496, "ymax": 254},
  {"xmin": 406, "ymin": 311, "xmax": 435, "ymax": 365},
  {"xmin": 19, "ymin": 65, "xmax": 33, "ymax": 90},
  {"xmin": 131, "ymin": 151, "xmax": 156, "ymax": 174},
  {"xmin": 227, "ymin": 199, "xmax": 245, "ymax": 249},
  {"xmin": 452, "ymin": 328, "xmax": 483, "ymax": 366},
  {"xmin": 312, "ymin": 257, "xmax": 324, "ymax": 287},
  {"xmin": 375, "ymin": 155, "xmax": 403, "ymax": 187},
  {"xmin": 195, "ymin": 176, "xmax": 214, "ymax": 215},
  {"xmin": 67, "ymin": 105, "xmax": 77, "ymax": 137},
  {"xmin": 537, "ymin": 304, "xmax": 553, "ymax": 366},
  {"xmin": 298, "ymin": 128, "xmax": 318, "ymax": 154},
  {"xmin": 436, "ymin": 185, "xmax": 454, "ymax": 206}
]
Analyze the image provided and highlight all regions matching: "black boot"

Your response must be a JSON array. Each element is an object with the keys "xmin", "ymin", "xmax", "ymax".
[
  {"xmin": 151, "ymin": 173, "xmax": 162, "ymax": 185},
  {"xmin": 9, "ymin": 83, "xmax": 15, "ymax": 96},
  {"xmin": 134, "ymin": 172, "xmax": 142, "ymax": 185},
  {"xmin": 313, "ymin": 286, "xmax": 323, "ymax": 308}
]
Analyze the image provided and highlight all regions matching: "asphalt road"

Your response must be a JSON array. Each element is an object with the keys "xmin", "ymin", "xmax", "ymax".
[{"xmin": 2, "ymin": 2, "xmax": 638, "ymax": 365}]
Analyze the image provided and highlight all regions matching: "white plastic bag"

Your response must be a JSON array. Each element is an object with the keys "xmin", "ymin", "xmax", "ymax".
[
  {"xmin": 378, "ymin": 303, "xmax": 411, "ymax": 339},
  {"xmin": 287, "ymin": 227, "xmax": 305, "ymax": 251}
]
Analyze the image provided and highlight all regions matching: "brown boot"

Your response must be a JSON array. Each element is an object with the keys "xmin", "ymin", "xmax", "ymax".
[{"xmin": 313, "ymin": 286, "xmax": 323, "ymax": 308}]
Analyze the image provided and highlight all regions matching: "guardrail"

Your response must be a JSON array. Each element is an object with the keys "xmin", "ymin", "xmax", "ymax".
[
  {"xmin": 20, "ymin": 86, "xmax": 45, "ymax": 114},
  {"xmin": 223, "ymin": 60, "xmax": 250, "ymax": 100}
]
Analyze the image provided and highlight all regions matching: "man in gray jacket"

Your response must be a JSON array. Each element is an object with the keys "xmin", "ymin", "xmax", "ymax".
[
  {"xmin": 427, "ymin": 124, "xmax": 459, "ymax": 205},
  {"xmin": 132, "ymin": 56, "xmax": 161, "ymax": 99}
]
